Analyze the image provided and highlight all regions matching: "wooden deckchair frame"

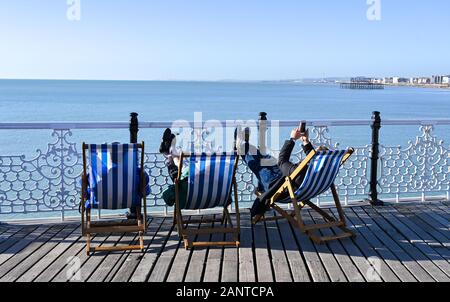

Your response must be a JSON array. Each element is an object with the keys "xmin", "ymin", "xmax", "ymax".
[
  {"xmin": 174, "ymin": 153, "xmax": 240, "ymax": 249},
  {"xmin": 252, "ymin": 148, "xmax": 355, "ymax": 244},
  {"xmin": 80, "ymin": 142, "xmax": 148, "ymax": 255}
]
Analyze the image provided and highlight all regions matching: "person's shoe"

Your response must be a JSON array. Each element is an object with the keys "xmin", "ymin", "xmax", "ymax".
[
  {"xmin": 234, "ymin": 126, "xmax": 244, "ymax": 153},
  {"xmin": 253, "ymin": 188, "xmax": 264, "ymax": 197},
  {"xmin": 159, "ymin": 128, "xmax": 176, "ymax": 155},
  {"xmin": 244, "ymin": 127, "xmax": 251, "ymax": 143},
  {"xmin": 125, "ymin": 211, "xmax": 137, "ymax": 220},
  {"xmin": 234, "ymin": 126, "xmax": 251, "ymax": 155}
]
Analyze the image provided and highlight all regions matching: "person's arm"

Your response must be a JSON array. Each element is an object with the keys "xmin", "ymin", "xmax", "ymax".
[
  {"xmin": 299, "ymin": 128, "xmax": 314, "ymax": 155},
  {"xmin": 302, "ymin": 142, "xmax": 314, "ymax": 155},
  {"xmin": 278, "ymin": 128, "xmax": 303, "ymax": 176},
  {"xmin": 278, "ymin": 138, "xmax": 296, "ymax": 168}
]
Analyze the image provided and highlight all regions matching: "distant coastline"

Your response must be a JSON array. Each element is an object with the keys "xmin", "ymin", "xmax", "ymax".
[{"xmin": 0, "ymin": 78, "xmax": 449, "ymax": 89}]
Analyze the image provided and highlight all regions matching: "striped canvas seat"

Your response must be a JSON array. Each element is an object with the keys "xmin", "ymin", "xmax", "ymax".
[
  {"xmin": 279, "ymin": 150, "xmax": 347, "ymax": 203},
  {"xmin": 184, "ymin": 153, "xmax": 237, "ymax": 210},
  {"xmin": 86, "ymin": 144, "xmax": 141, "ymax": 210}
]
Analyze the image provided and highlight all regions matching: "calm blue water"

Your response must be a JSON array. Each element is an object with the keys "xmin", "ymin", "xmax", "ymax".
[
  {"xmin": 1, "ymin": 80, "xmax": 450, "ymax": 220},
  {"xmin": 1, "ymin": 79, "xmax": 450, "ymax": 156}
]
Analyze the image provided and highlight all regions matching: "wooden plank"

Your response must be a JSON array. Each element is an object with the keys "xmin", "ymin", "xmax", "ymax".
[
  {"xmin": 69, "ymin": 232, "xmax": 123, "ymax": 282},
  {"xmin": 329, "ymin": 208, "xmax": 400, "ymax": 282},
  {"xmin": 0, "ymin": 225, "xmax": 52, "ymax": 268},
  {"xmin": 253, "ymin": 218, "xmax": 274, "ymax": 282},
  {"xmin": 437, "ymin": 203, "xmax": 450, "ymax": 216},
  {"xmin": 50, "ymin": 232, "xmax": 110, "ymax": 282},
  {"xmin": 221, "ymin": 223, "xmax": 239, "ymax": 282},
  {"xmin": 184, "ymin": 216, "xmax": 214, "ymax": 282},
  {"xmin": 0, "ymin": 225, "xmax": 17, "ymax": 241},
  {"xmin": 0, "ymin": 225, "xmax": 39, "ymax": 255},
  {"xmin": 0, "ymin": 223, "xmax": 79, "ymax": 282},
  {"xmin": 366, "ymin": 208, "xmax": 450, "ymax": 282},
  {"xmin": 289, "ymin": 214, "xmax": 330, "ymax": 282},
  {"xmin": 238, "ymin": 213, "xmax": 256, "ymax": 282},
  {"xmin": 166, "ymin": 216, "xmax": 199, "ymax": 282},
  {"xmin": 397, "ymin": 205, "xmax": 450, "ymax": 243},
  {"xmin": 0, "ymin": 225, "xmax": 27, "ymax": 246},
  {"xmin": 202, "ymin": 219, "xmax": 224, "ymax": 282},
  {"xmin": 125, "ymin": 217, "xmax": 173, "ymax": 282},
  {"xmin": 352, "ymin": 207, "xmax": 436, "ymax": 282},
  {"xmin": 308, "ymin": 210, "xmax": 365, "ymax": 282},
  {"xmin": 86, "ymin": 232, "xmax": 140, "ymax": 282},
  {"xmin": 422, "ymin": 204, "xmax": 450, "ymax": 229},
  {"xmin": 301, "ymin": 210, "xmax": 347, "ymax": 282},
  {"xmin": 391, "ymin": 205, "xmax": 450, "ymax": 251},
  {"xmin": 112, "ymin": 218, "xmax": 172, "ymax": 282},
  {"xmin": 146, "ymin": 219, "xmax": 183, "ymax": 282},
  {"xmin": 32, "ymin": 233, "xmax": 89, "ymax": 282},
  {"xmin": 89, "ymin": 218, "xmax": 158, "ymax": 282},
  {"xmin": 345, "ymin": 207, "xmax": 419, "ymax": 281},
  {"xmin": 275, "ymin": 219, "xmax": 310, "ymax": 282},
  {"xmin": 265, "ymin": 214, "xmax": 293, "ymax": 282},
  {"xmin": 16, "ymin": 224, "xmax": 82, "ymax": 282}
]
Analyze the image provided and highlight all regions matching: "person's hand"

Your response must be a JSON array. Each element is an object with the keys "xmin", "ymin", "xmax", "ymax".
[
  {"xmin": 300, "ymin": 129, "xmax": 310, "ymax": 145},
  {"xmin": 290, "ymin": 128, "xmax": 302, "ymax": 141}
]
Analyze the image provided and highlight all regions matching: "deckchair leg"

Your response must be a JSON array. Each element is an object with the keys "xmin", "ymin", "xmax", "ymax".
[
  {"xmin": 86, "ymin": 234, "xmax": 91, "ymax": 255},
  {"xmin": 331, "ymin": 184, "xmax": 347, "ymax": 225},
  {"xmin": 223, "ymin": 207, "xmax": 233, "ymax": 228},
  {"xmin": 183, "ymin": 236, "xmax": 191, "ymax": 250},
  {"xmin": 272, "ymin": 204, "xmax": 299, "ymax": 226}
]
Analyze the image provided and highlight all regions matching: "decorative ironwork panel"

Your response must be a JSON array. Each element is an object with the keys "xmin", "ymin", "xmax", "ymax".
[
  {"xmin": 0, "ymin": 130, "xmax": 81, "ymax": 215},
  {"xmin": 1, "ymin": 123, "xmax": 448, "ymax": 218},
  {"xmin": 379, "ymin": 125, "xmax": 450, "ymax": 198},
  {"xmin": 289, "ymin": 126, "xmax": 370, "ymax": 204}
]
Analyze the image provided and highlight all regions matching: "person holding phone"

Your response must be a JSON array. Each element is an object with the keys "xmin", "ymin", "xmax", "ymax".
[
  {"xmin": 277, "ymin": 122, "xmax": 314, "ymax": 180},
  {"xmin": 236, "ymin": 121, "xmax": 315, "ymax": 217}
]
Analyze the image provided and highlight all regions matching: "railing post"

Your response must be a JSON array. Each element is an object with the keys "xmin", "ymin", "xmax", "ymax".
[
  {"xmin": 258, "ymin": 112, "xmax": 268, "ymax": 155},
  {"xmin": 129, "ymin": 112, "xmax": 139, "ymax": 218},
  {"xmin": 130, "ymin": 112, "xmax": 139, "ymax": 144},
  {"xmin": 366, "ymin": 111, "xmax": 384, "ymax": 206}
]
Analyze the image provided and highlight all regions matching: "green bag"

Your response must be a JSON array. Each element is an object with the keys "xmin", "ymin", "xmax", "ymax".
[{"xmin": 162, "ymin": 169, "xmax": 189, "ymax": 208}]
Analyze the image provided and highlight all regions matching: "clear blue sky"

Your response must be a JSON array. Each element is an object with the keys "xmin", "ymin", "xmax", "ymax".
[{"xmin": 1, "ymin": 0, "xmax": 449, "ymax": 80}]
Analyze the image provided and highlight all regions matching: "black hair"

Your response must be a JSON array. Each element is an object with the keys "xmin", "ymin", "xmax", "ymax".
[{"xmin": 159, "ymin": 128, "xmax": 176, "ymax": 155}]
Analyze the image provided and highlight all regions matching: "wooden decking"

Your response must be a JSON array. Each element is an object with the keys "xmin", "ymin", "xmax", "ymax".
[{"xmin": 0, "ymin": 202, "xmax": 449, "ymax": 282}]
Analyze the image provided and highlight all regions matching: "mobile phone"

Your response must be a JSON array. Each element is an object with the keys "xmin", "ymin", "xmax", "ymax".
[{"xmin": 299, "ymin": 121, "xmax": 307, "ymax": 134}]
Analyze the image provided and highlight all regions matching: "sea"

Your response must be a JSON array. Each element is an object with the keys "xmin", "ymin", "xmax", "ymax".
[
  {"xmin": 1, "ymin": 79, "xmax": 450, "ymax": 157},
  {"xmin": 1, "ymin": 79, "xmax": 450, "ymax": 220}
]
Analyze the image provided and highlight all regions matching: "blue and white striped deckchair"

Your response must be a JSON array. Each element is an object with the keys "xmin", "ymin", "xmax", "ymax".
[
  {"xmin": 81, "ymin": 142, "xmax": 148, "ymax": 255},
  {"xmin": 279, "ymin": 149, "xmax": 348, "ymax": 204},
  {"xmin": 255, "ymin": 148, "xmax": 355, "ymax": 244},
  {"xmin": 86, "ymin": 144, "xmax": 141, "ymax": 210},
  {"xmin": 174, "ymin": 152, "xmax": 240, "ymax": 249}
]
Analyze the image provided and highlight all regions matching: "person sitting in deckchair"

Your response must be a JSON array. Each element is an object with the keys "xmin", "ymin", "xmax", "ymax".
[{"xmin": 234, "ymin": 125, "xmax": 315, "ymax": 217}]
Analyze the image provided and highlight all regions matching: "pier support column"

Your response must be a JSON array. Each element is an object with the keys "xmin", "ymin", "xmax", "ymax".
[{"xmin": 366, "ymin": 111, "xmax": 384, "ymax": 206}]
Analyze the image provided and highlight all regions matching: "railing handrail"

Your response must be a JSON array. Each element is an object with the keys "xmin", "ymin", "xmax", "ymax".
[{"xmin": 2, "ymin": 118, "xmax": 450, "ymax": 130}]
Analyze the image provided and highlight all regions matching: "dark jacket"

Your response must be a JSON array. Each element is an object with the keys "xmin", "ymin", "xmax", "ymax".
[
  {"xmin": 250, "ymin": 140, "xmax": 315, "ymax": 217},
  {"xmin": 278, "ymin": 139, "xmax": 314, "ymax": 186}
]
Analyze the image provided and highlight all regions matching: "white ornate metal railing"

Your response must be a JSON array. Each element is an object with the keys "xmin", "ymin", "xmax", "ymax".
[{"xmin": 1, "ymin": 118, "xmax": 450, "ymax": 220}]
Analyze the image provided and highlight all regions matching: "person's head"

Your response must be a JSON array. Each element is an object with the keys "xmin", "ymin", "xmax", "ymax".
[
  {"xmin": 317, "ymin": 146, "xmax": 329, "ymax": 152},
  {"xmin": 159, "ymin": 128, "xmax": 176, "ymax": 155}
]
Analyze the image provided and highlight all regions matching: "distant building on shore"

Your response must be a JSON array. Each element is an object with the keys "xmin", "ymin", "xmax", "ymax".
[
  {"xmin": 346, "ymin": 75, "xmax": 448, "ymax": 87},
  {"xmin": 443, "ymin": 76, "xmax": 450, "ymax": 85},
  {"xmin": 432, "ymin": 75, "xmax": 443, "ymax": 84},
  {"xmin": 432, "ymin": 75, "xmax": 450, "ymax": 85},
  {"xmin": 410, "ymin": 77, "xmax": 431, "ymax": 85}
]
